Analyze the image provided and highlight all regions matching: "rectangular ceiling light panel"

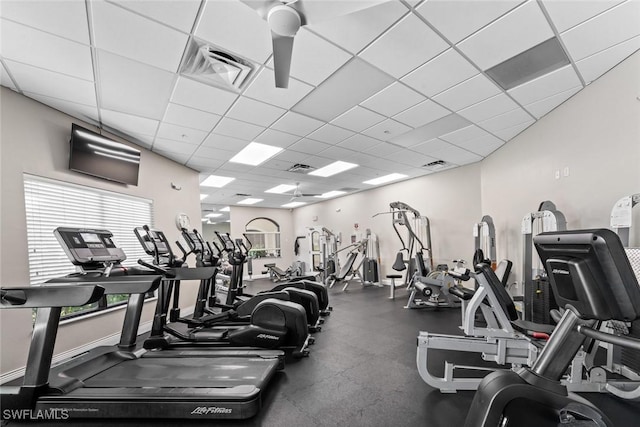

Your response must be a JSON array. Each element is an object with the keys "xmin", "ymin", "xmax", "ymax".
[
  {"xmin": 282, "ymin": 201, "xmax": 307, "ymax": 208},
  {"xmin": 316, "ymin": 190, "xmax": 347, "ymax": 199},
  {"xmin": 201, "ymin": 175, "xmax": 235, "ymax": 187},
  {"xmin": 485, "ymin": 37, "xmax": 570, "ymax": 91},
  {"xmin": 265, "ymin": 184, "xmax": 297, "ymax": 194},
  {"xmin": 363, "ymin": 173, "xmax": 408, "ymax": 185},
  {"xmin": 219, "ymin": 206, "xmax": 230, "ymax": 212},
  {"xmin": 200, "ymin": 194, "xmax": 208, "ymax": 200},
  {"xmin": 229, "ymin": 141, "xmax": 283, "ymax": 166},
  {"xmin": 308, "ymin": 161, "xmax": 358, "ymax": 177},
  {"xmin": 206, "ymin": 213, "xmax": 222, "ymax": 218},
  {"xmin": 238, "ymin": 198, "xmax": 263, "ymax": 205}
]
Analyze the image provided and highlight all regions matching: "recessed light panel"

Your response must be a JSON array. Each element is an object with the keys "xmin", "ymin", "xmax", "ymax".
[
  {"xmin": 229, "ymin": 142, "xmax": 283, "ymax": 166},
  {"xmin": 308, "ymin": 161, "xmax": 358, "ymax": 177},
  {"xmin": 206, "ymin": 213, "xmax": 222, "ymax": 218},
  {"xmin": 363, "ymin": 173, "xmax": 408, "ymax": 185},
  {"xmin": 200, "ymin": 194, "xmax": 208, "ymax": 200},
  {"xmin": 238, "ymin": 198, "xmax": 263, "ymax": 205},
  {"xmin": 200, "ymin": 175, "xmax": 235, "ymax": 187},
  {"xmin": 282, "ymin": 201, "xmax": 307, "ymax": 208},
  {"xmin": 265, "ymin": 184, "xmax": 297, "ymax": 194},
  {"xmin": 219, "ymin": 206, "xmax": 230, "ymax": 212},
  {"xmin": 485, "ymin": 37, "xmax": 570, "ymax": 91},
  {"xmin": 315, "ymin": 190, "xmax": 347, "ymax": 199}
]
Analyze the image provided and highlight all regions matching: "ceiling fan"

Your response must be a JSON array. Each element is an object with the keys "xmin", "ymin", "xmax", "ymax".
[
  {"xmin": 288, "ymin": 182, "xmax": 320, "ymax": 200},
  {"xmin": 240, "ymin": 0, "xmax": 386, "ymax": 88}
]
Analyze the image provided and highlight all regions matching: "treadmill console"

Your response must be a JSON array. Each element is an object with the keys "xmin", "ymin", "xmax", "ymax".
[
  {"xmin": 217, "ymin": 232, "xmax": 235, "ymax": 252},
  {"xmin": 54, "ymin": 227, "xmax": 126, "ymax": 265},
  {"xmin": 134, "ymin": 227, "xmax": 171, "ymax": 256},
  {"xmin": 182, "ymin": 229, "xmax": 204, "ymax": 253}
]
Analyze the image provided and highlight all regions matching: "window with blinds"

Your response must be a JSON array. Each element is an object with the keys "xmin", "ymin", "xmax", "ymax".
[{"xmin": 23, "ymin": 174, "xmax": 154, "ymax": 318}]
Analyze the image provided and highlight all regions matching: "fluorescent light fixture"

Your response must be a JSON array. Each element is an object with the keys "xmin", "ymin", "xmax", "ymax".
[
  {"xmin": 200, "ymin": 175, "xmax": 235, "ymax": 187},
  {"xmin": 200, "ymin": 194, "xmax": 208, "ymax": 201},
  {"xmin": 225, "ymin": 220, "xmax": 231, "ymax": 223},
  {"xmin": 94, "ymin": 151, "xmax": 140, "ymax": 164},
  {"xmin": 208, "ymin": 221, "xmax": 217, "ymax": 225},
  {"xmin": 315, "ymin": 190, "xmax": 347, "ymax": 199},
  {"xmin": 265, "ymin": 184, "xmax": 297, "ymax": 194},
  {"xmin": 201, "ymin": 218, "xmax": 208, "ymax": 222},
  {"xmin": 363, "ymin": 173, "xmax": 408, "ymax": 186},
  {"xmin": 308, "ymin": 161, "xmax": 358, "ymax": 177},
  {"xmin": 238, "ymin": 198, "xmax": 263, "ymax": 205},
  {"xmin": 206, "ymin": 213, "xmax": 222, "ymax": 218},
  {"xmin": 282, "ymin": 201, "xmax": 307, "ymax": 208},
  {"xmin": 229, "ymin": 142, "xmax": 283, "ymax": 166},
  {"xmin": 219, "ymin": 206, "xmax": 230, "ymax": 212}
]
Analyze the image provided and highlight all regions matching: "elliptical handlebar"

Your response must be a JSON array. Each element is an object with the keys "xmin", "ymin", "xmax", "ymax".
[{"xmin": 137, "ymin": 259, "xmax": 176, "ymax": 278}]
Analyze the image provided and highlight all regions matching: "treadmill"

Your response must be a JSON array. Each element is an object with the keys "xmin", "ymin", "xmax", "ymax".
[{"xmin": 0, "ymin": 229, "xmax": 283, "ymax": 420}]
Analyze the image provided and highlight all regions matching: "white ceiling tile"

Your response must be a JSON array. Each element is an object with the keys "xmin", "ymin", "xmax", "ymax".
[
  {"xmin": 338, "ymin": 134, "xmax": 382, "ymax": 152},
  {"xmin": 97, "ymin": 50, "xmax": 174, "ymax": 120},
  {"xmin": 410, "ymin": 138, "xmax": 453, "ymax": 156},
  {"xmin": 457, "ymin": 1, "xmax": 554, "ymax": 70},
  {"xmin": 523, "ymin": 86, "xmax": 581, "ymax": 119},
  {"xmin": 0, "ymin": 19, "xmax": 93, "ymax": 80},
  {"xmin": 493, "ymin": 120, "xmax": 535, "ymax": 141},
  {"xmin": 560, "ymin": 1, "xmax": 640, "ymax": 61},
  {"xmin": 457, "ymin": 93, "xmax": 520, "ymax": 123},
  {"xmin": 107, "ymin": 0, "xmax": 201, "ymax": 33},
  {"xmin": 286, "ymin": 28, "xmax": 352, "ymax": 86},
  {"xmin": 0, "ymin": 0, "xmax": 90, "ymax": 43},
  {"xmin": 507, "ymin": 64, "xmax": 582, "ymax": 105},
  {"xmin": 440, "ymin": 125, "xmax": 491, "ymax": 144},
  {"xmin": 171, "ymin": 76, "xmax": 238, "ymax": 115},
  {"xmin": 202, "ymin": 133, "xmax": 249, "ymax": 151},
  {"xmin": 542, "ymin": 0, "xmax": 625, "ymax": 33},
  {"xmin": 454, "ymin": 134, "xmax": 505, "ymax": 156},
  {"xmin": 393, "ymin": 100, "xmax": 450, "ymax": 128},
  {"xmin": 187, "ymin": 157, "xmax": 226, "ymax": 171},
  {"xmin": 360, "ymin": 82, "xmax": 425, "ymax": 117},
  {"xmin": 401, "ymin": 48, "xmax": 479, "ymax": 97},
  {"xmin": 478, "ymin": 107, "xmax": 533, "ymax": 133},
  {"xmin": 384, "ymin": 150, "xmax": 435, "ymax": 168},
  {"xmin": 154, "ymin": 149, "xmax": 191, "ymax": 164},
  {"xmin": 226, "ymin": 97, "xmax": 286, "ymax": 127},
  {"xmin": 271, "ymin": 112, "xmax": 324, "ymax": 136},
  {"xmin": 318, "ymin": 145, "xmax": 358, "ymax": 160},
  {"xmin": 330, "ymin": 106, "xmax": 385, "ymax": 132},
  {"xmin": 576, "ymin": 36, "xmax": 640, "ymax": 84},
  {"xmin": 432, "ymin": 74, "xmax": 501, "ymax": 111},
  {"xmin": 434, "ymin": 145, "xmax": 483, "ymax": 165},
  {"xmin": 153, "ymin": 138, "xmax": 199, "ymax": 155},
  {"xmin": 101, "ymin": 109, "xmax": 159, "ymax": 136},
  {"xmin": 244, "ymin": 68, "xmax": 315, "ymax": 109},
  {"xmin": 259, "ymin": 158, "xmax": 296, "ymax": 172},
  {"xmin": 254, "ymin": 129, "xmax": 300, "ymax": 148},
  {"xmin": 307, "ymin": 124, "xmax": 355, "ymax": 144},
  {"xmin": 343, "ymin": 151, "xmax": 383, "ymax": 166},
  {"xmin": 416, "ymin": 0, "xmax": 524, "ymax": 44},
  {"xmin": 3, "ymin": 59, "xmax": 96, "ymax": 106},
  {"xmin": 25, "ymin": 92, "xmax": 99, "ymax": 124},
  {"xmin": 128, "ymin": 133, "xmax": 154, "ymax": 149},
  {"xmin": 362, "ymin": 118, "xmax": 412, "ymax": 141},
  {"xmin": 91, "ymin": 1, "xmax": 188, "ymax": 72},
  {"xmin": 194, "ymin": 0, "xmax": 272, "ymax": 63},
  {"xmin": 308, "ymin": 1, "xmax": 408, "ymax": 54},
  {"xmin": 360, "ymin": 13, "xmax": 449, "ymax": 78},
  {"xmin": 163, "ymin": 103, "xmax": 221, "ymax": 131},
  {"xmin": 213, "ymin": 117, "xmax": 265, "ymax": 141},
  {"xmin": 193, "ymin": 145, "xmax": 237, "ymax": 161},
  {"xmin": 0, "ymin": 62, "xmax": 17, "ymax": 90},
  {"xmin": 288, "ymin": 139, "xmax": 332, "ymax": 155},
  {"xmin": 156, "ymin": 122, "xmax": 208, "ymax": 145},
  {"xmin": 292, "ymin": 58, "xmax": 394, "ymax": 121},
  {"xmin": 299, "ymin": 155, "xmax": 333, "ymax": 168},
  {"xmin": 273, "ymin": 150, "xmax": 309, "ymax": 164}
]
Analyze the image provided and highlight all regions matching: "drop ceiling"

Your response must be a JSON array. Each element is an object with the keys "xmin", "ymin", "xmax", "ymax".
[{"xmin": 1, "ymin": 0, "xmax": 638, "ymax": 224}]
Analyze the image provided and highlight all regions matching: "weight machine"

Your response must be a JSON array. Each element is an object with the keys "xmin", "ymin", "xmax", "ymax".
[
  {"xmin": 473, "ymin": 215, "xmax": 496, "ymax": 269},
  {"xmin": 521, "ymin": 200, "xmax": 566, "ymax": 323},
  {"xmin": 305, "ymin": 226, "xmax": 340, "ymax": 285}
]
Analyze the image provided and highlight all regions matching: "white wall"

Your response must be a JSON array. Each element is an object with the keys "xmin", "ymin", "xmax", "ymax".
[{"xmin": 0, "ymin": 88, "xmax": 202, "ymax": 374}]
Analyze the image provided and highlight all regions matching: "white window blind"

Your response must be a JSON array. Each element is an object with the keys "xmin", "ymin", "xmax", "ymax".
[{"xmin": 23, "ymin": 174, "xmax": 154, "ymax": 286}]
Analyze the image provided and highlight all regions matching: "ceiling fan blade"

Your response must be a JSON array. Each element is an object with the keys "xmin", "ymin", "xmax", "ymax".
[
  {"xmin": 272, "ymin": 32, "xmax": 295, "ymax": 88},
  {"xmin": 290, "ymin": 0, "xmax": 387, "ymax": 26}
]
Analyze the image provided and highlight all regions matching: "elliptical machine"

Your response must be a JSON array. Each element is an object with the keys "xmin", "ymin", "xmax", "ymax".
[{"xmin": 464, "ymin": 229, "xmax": 640, "ymax": 426}]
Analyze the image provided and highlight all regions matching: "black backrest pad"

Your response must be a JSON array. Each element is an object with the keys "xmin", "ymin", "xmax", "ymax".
[
  {"xmin": 415, "ymin": 252, "xmax": 428, "ymax": 276},
  {"xmin": 534, "ymin": 229, "xmax": 640, "ymax": 322},
  {"xmin": 477, "ymin": 264, "xmax": 519, "ymax": 321},
  {"xmin": 495, "ymin": 259, "xmax": 513, "ymax": 287}
]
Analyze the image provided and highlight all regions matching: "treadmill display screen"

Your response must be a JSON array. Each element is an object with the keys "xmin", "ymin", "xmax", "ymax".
[{"xmin": 80, "ymin": 233, "xmax": 102, "ymax": 244}]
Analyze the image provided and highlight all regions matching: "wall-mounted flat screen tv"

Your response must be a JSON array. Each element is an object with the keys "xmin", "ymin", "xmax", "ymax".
[{"xmin": 69, "ymin": 124, "xmax": 141, "ymax": 186}]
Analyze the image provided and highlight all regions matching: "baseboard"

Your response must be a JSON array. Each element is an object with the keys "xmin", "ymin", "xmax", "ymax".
[{"xmin": 1, "ymin": 306, "xmax": 195, "ymax": 384}]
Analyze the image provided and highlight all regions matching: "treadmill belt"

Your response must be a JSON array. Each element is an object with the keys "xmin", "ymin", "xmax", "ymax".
[{"xmin": 84, "ymin": 357, "xmax": 277, "ymax": 388}]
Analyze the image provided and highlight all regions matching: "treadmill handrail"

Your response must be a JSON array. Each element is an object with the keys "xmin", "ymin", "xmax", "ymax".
[
  {"xmin": 0, "ymin": 285, "xmax": 105, "ymax": 309},
  {"xmin": 45, "ymin": 275, "xmax": 162, "ymax": 295}
]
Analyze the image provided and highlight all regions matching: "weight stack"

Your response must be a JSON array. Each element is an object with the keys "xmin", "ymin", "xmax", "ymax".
[{"xmin": 525, "ymin": 276, "xmax": 558, "ymax": 324}]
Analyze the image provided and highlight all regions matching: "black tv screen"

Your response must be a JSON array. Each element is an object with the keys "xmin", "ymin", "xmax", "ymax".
[{"xmin": 69, "ymin": 124, "xmax": 140, "ymax": 186}]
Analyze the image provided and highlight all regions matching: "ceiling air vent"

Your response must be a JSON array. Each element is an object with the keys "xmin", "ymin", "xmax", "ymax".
[
  {"xmin": 339, "ymin": 187, "xmax": 359, "ymax": 192},
  {"xmin": 180, "ymin": 39, "xmax": 254, "ymax": 91},
  {"xmin": 234, "ymin": 193, "xmax": 251, "ymax": 197},
  {"xmin": 422, "ymin": 160, "xmax": 451, "ymax": 171},
  {"xmin": 287, "ymin": 164, "xmax": 316, "ymax": 173}
]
